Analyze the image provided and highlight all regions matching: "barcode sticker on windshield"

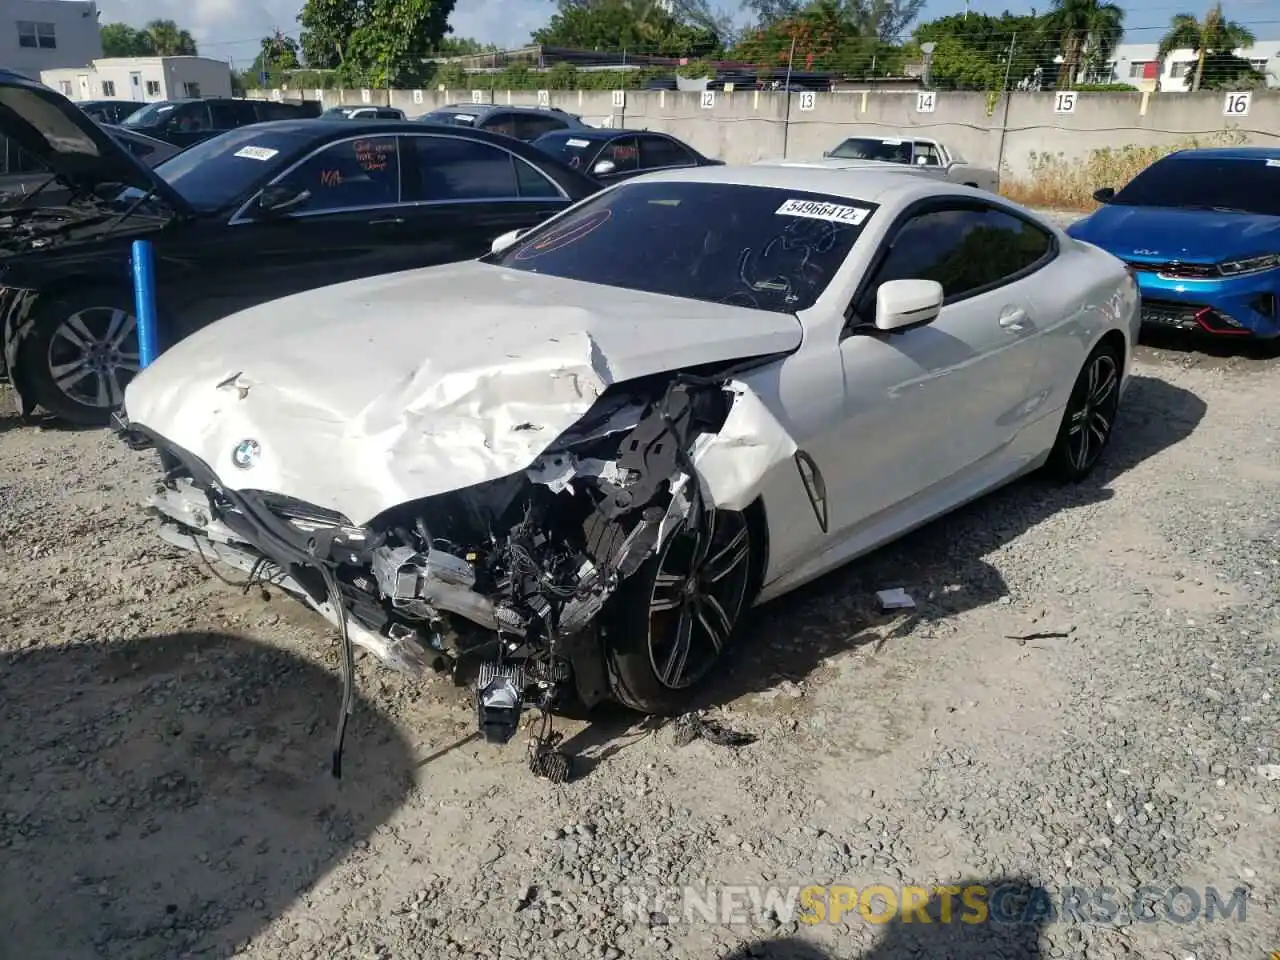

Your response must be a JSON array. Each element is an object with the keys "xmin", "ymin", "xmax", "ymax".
[
  {"xmin": 1267, "ymin": 159, "xmax": 1280, "ymax": 167},
  {"xmin": 234, "ymin": 145, "xmax": 278, "ymax": 161},
  {"xmin": 775, "ymin": 198, "xmax": 870, "ymax": 225},
  {"xmin": 566, "ymin": 138, "xmax": 592, "ymax": 147}
]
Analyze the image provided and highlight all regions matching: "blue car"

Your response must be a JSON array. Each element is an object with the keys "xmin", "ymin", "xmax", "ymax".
[{"xmin": 1066, "ymin": 146, "xmax": 1280, "ymax": 341}]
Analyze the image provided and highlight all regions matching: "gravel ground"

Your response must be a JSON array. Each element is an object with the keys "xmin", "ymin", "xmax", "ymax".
[{"xmin": 2, "ymin": 318, "xmax": 1278, "ymax": 956}]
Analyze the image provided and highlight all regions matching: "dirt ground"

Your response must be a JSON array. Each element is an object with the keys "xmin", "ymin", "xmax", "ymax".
[{"xmin": 1, "ymin": 333, "xmax": 1277, "ymax": 960}]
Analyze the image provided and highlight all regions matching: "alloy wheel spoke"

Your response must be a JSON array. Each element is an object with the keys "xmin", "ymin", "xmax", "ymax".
[
  {"xmin": 105, "ymin": 368, "xmax": 125, "ymax": 408},
  {"xmin": 52, "ymin": 360, "xmax": 93, "ymax": 392},
  {"xmin": 107, "ymin": 312, "xmax": 137, "ymax": 350},
  {"xmin": 702, "ymin": 524, "xmax": 749, "ymax": 584},
  {"xmin": 659, "ymin": 605, "xmax": 694, "ymax": 686},
  {"xmin": 1089, "ymin": 410, "xmax": 1111, "ymax": 446},
  {"xmin": 1073, "ymin": 425, "xmax": 1091, "ymax": 470},
  {"xmin": 696, "ymin": 593, "xmax": 734, "ymax": 653},
  {"xmin": 650, "ymin": 572, "xmax": 685, "ymax": 612},
  {"xmin": 1090, "ymin": 362, "xmax": 1117, "ymax": 406},
  {"xmin": 65, "ymin": 313, "xmax": 98, "ymax": 348}
]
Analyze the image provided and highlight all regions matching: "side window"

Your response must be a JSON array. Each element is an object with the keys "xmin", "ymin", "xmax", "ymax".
[
  {"xmin": 407, "ymin": 136, "xmax": 520, "ymax": 201},
  {"xmin": 598, "ymin": 136, "xmax": 639, "ymax": 172},
  {"xmin": 210, "ymin": 100, "xmax": 257, "ymax": 129},
  {"xmin": 855, "ymin": 206, "xmax": 1054, "ymax": 319},
  {"xmin": 170, "ymin": 101, "xmax": 212, "ymax": 132},
  {"xmin": 480, "ymin": 112, "xmax": 517, "ymax": 137},
  {"xmin": 638, "ymin": 135, "xmax": 694, "ymax": 169},
  {"xmin": 513, "ymin": 156, "xmax": 562, "ymax": 198},
  {"xmin": 913, "ymin": 142, "xmax": 942, "ymax": 166},
  {"xmin": 515, "ymin": 114, "xmax": 567, "ymax": 140},
  {"xmin": 273, "ymin": 136, "xmax": 400, "ymax": 212}
]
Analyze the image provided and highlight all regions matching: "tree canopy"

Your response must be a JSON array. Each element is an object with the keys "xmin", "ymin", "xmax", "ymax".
[
  {"xmin": 298, "ymin": 0, "xmax": 457, "ymax": 83},
  {"xmin": 99, "ymin": 19, "xmax": 198, "ymax": 58},
  {"xmin": 1157, "ymin": 3, "xmax": 1258, "ymax": 90},
  {"xmin": 532, "ymin": 0, "xmax": 721, "ymax": 57}
]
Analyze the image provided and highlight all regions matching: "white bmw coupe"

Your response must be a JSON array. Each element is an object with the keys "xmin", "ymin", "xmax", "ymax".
[{"xmin": 118, "ymin": 165, "xmax": 1139, "ymax": 776}]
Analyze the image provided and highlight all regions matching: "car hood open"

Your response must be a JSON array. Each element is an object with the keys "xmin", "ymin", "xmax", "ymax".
[
  {"xmin": 0, "ymin": 70, "xmax": 190, "ymax": 211},
  {"xmin": 123, "ymin": 260, "xmax": 803, "ymax": 526}
]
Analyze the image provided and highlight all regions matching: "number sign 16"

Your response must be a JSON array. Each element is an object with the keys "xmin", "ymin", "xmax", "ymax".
[{"xmin": 1223, "ymin": 91, "xmax": 1251, "ymax": 116}]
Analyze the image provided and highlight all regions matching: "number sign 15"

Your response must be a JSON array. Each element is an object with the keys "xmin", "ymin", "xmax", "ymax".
[{"xmin": 1054, "ymin": 91, "xmax": 1077, "ymax": 113}]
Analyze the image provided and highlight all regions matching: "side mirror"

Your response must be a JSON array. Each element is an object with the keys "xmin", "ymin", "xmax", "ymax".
[
  {"xmin": 254, "ymin": 183, "xmax": 311, "ymax": 217},
  {"xmin": 592, "ymin": 159, "xmax": 616, "ymax": 177},
  {"xmin": 875, "ymin": 279, "xmax": 944, "ymax": 332},
  {"xmin": 490, "ymin": 228, "xmax": 525, "ymax": 256},
  {"xmin": 1093, "ymin": 187, "xmax": 1116, "ymax": 203}
]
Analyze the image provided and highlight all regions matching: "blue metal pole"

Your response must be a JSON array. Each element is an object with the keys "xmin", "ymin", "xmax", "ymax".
[{"xmin": 131, "ymin": 239, "xmax": 158, "ymax": 368}]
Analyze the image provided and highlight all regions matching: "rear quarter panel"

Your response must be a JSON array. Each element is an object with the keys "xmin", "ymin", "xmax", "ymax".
[{"xmin": 1028, "ymin": 236, "xmax": 1137, "ymax": 421}]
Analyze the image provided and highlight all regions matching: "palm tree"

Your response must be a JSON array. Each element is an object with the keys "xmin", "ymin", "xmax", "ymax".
[
  {"xmin": 1157, "ymin": 2, "xmax": 1255, "ymax": 91},
  {"xmin": 1046, "ymin": 0, "xmax": 1123, "ymax": 86},
  {"xmin": 144, "ymin": 19, "xmax": 198, "ymax": 56}
]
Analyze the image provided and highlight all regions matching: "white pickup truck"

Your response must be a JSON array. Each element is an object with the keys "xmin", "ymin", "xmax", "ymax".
[{"xmin": 818, "ymin": 135, "xmax": 999, "ymax": 192}]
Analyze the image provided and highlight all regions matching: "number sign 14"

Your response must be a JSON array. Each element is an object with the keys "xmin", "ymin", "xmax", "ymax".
[{"xmin": 916, "ymin": 91, "xmax": 936, "ymax": 113}]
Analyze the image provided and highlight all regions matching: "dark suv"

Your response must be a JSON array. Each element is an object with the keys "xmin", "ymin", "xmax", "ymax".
[
  {"xmin": 119, "ymin": 97, "xmax": 320, "ymax": 147},
  {"xmin": 414, "ymin": 104, "xmax": 593, "ymax": 142}
]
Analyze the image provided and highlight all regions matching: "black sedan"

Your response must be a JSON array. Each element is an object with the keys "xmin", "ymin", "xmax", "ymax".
[
  {"xmin": 0, "ymin": 70, "xmax": 600, "ymax": 425},
  {"xmin": 530, "ymin": 128, "xmax": 722, "ymax": 185}
]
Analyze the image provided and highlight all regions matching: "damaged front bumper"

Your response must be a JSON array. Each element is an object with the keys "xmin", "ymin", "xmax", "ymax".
[{"xmin": 116, "ymin": 376, "xmax": 735, "ymax": 779}]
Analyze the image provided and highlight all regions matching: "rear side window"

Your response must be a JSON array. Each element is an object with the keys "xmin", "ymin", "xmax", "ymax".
[
  {"xmin": 210, "ymin": 100, "xmax": 258, "ymax": 128},
  {"xmin": 516, "ymin": 114, "xmax": 567, "ymax": 140},
  {"xmin": 514, "ymin": 157, "xmax": 562, "ymax": 198},
  {"xmin": 408, "ymin": 136, "xmax": 522, "ymax": 200},
  {"xmin": 638, "ymin": 135, "xmax": 694, "ymax": 169},
  {"xmin": 275, "ymin": 135, "xmax": 401, "ymax": 211},
  {"xmin": 256, "ymin": 101, "xmax": 304, "ymax": 121},
  {"xmin": 480, "ymin": 112, "xmax": 517, "ymax": 137},
  {"xmin": 858, "ymin": 205, "xmax": 1053, "ymax": 314},
  {"xmin": 171, "ymin": 101, "xmax": 212, "ymax": 132}
]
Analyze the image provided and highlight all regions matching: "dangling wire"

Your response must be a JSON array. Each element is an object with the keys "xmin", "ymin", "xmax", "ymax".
[{"xmin": 320, "ymin": 564, "xmax": 356, "ymax": 779}]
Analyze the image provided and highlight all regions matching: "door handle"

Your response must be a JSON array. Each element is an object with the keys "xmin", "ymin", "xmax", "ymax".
[
  {"xmin": 998, "ymin": 307, "xmax": 1028, "ymax": 331},
  {"xmin": 368, "ymin": 216, "xmax": 404, "ymax": 225}
]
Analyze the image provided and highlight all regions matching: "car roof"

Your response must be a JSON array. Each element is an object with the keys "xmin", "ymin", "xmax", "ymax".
[
  {"xmin": 624, "ymin": 163, "xmax": 995, "ymax": 207},
  {"xmin": 1168, "ymin": 146, "xmax": 1280, "ymax": 161},
  {"xmin": 538, "ymin": 127, "xmax": 661, "ymax": 139}
]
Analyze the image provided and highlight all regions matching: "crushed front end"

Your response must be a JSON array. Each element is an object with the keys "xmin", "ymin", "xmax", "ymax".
[{"xmin": 117, "ymin": 375, "xmax": 741, "ymax": 781}]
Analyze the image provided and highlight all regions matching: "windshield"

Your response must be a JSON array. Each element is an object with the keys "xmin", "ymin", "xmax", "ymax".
[
  {"xmin": 321, "ymin": 107, "xmax": 356, "ymax": 118},
  {"xmin": 532, "ymin": 133, "xmax": 605, "ymax": 165},
  {"xmin": 1111, "ymin": 155, "xmax": 1280, "ymax": 216},
  {"xmin": 419, "ymin": 110, "xmax": 477, "ymax": 126},
  {"xmin": 122, "ymin": 102, "xmax": 178, "ymax": 127},
  {"xmin": 487, "ymin": 180, "xmax": 876, "ymax": 313},
  {"xmin": 829, "ymin": 138, "xmax": 913, "ymax": 164},
  {"xmin": 144, "ymin": 127, "xmax": 313, "ymax": 211}
]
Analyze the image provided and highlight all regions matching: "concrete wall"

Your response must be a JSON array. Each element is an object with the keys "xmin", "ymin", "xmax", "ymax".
[
  {"xmin": 251, "ymin": 87, "xmax": 1280, "ymax": 180},
  {"xmin": 0, "ymin": 0, "xmax": 101, "ymax": 79}
]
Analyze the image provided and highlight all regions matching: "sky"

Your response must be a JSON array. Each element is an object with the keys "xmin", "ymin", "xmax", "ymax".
[{"xmin": 93, "ymin": 0, "xmax": 1280, "ymax": 71}]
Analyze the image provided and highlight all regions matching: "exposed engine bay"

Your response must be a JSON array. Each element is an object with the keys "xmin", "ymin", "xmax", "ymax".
[{"xmin": 126, "ymin": 366, "xmax": 768, "ymax": 783}]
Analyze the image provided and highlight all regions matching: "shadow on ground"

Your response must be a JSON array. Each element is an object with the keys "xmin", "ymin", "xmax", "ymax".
[
  {"xmin": 0, "ymin": 630, "xmax": 415, "ymax": 959},
  {"xmin": 721, "ymin": 876, "xmax": 1050, "ymax": 959},
  {"xmin": 1138, "ymin": 327, "xmax": 1279, "ymax": 366}
]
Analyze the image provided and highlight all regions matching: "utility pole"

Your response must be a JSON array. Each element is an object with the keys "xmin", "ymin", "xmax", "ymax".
[
  {"xmin": 781, "ymin": 31, "xmax": 797, "ymax": 159},
  {"xmin": 995, "ymin": 33, "xmax": 1017, "ymax": 190}
]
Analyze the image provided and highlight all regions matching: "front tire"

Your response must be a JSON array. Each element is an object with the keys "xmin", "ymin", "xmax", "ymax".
[
  {"xmin": 1043, "ymin": 339, "xmax": 1123, "ymax": 482},
  {"xmin": 20, "ymin": 287, "xmax": 142, "ymax": 426},
  {"xmin": 602, "ymin": 508, "xmax": 753, "ymax": 715}
]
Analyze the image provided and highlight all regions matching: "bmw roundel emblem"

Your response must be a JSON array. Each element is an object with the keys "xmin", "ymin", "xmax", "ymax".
[{"xmin": 231, "ymin": 438, "xmax": 261, "ymax": 469}]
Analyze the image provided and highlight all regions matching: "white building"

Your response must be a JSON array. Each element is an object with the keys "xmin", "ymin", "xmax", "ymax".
[
  {"xmin": 40, "ymin": 55, "xmax": 233, "ymax": 101},
  {"xmin": 1101, "ymin": 40, "xmax": 1280, "ymax": 91},
  {"xmin": 1, "ymin": 0, "xmax": 102, "ymax": 78}
]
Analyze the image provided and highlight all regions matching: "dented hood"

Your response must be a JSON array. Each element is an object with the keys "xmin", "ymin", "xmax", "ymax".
[{"xmin": 124, "ymin": 260, "xmax": 802, "ymax": 525}]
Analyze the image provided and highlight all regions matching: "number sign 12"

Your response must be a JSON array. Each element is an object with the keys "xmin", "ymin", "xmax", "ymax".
[
  {"xmin": 537, "ymin": 89, "xmax": 550, "ymax": 107},
  {"xmin": 916, "ymin": 91, "xmax": 936, "ymax": 113},
  {"xmin": 1054, "ymin": 91, "xmax": 1077, "ymax": 113},
  {"xmin": 700, "ymin": 90, "xmax": 716, "ymax": 109}
]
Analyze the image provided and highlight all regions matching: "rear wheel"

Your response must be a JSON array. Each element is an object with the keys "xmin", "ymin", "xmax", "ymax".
[
  {"xmin": 1043, "ymin": 340, "xmax": 1123, "ymax": 481},
  {"xmin": 602, "ymin": 508, "xmax": 753, "ymax": 715},
  {"xmin": 21, "ymin": 287, "xmax": 142, "ymax": 426}
]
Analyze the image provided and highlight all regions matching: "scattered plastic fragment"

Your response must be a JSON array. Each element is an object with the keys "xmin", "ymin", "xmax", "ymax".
[{"xmin": 876, "ymin": 587, "xmax": 915, "ymax": 611}]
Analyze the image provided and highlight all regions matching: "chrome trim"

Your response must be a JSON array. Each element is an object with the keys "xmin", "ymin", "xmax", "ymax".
[{"xmin": 227, "ymin": 130, "xmax": 569, "ymax": 227}]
